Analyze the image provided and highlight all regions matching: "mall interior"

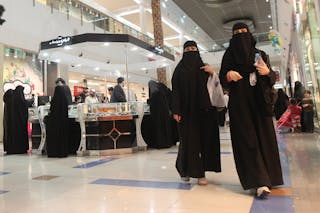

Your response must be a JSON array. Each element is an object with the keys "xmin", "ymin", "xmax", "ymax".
[{"xmin": 0, "ymin": 0, "xmax": 320, "ymax": 212}]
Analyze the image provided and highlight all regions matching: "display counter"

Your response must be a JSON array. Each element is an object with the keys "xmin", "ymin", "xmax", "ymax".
[{"xmin": 28, "ymin": 102, "xmax": 149, "ymax": 156}]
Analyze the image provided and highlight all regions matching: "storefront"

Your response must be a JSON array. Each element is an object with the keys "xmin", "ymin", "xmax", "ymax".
[{"xmin": 292, "ymin": 0, "xmax": 320, "ymax": 126}]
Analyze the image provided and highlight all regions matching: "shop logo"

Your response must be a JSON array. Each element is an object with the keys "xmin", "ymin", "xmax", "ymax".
[{"xmin": 49, "ymin": 36, "xmax": 72, "ymax": 47}]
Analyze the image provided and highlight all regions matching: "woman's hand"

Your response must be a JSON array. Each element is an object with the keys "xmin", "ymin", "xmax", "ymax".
[
  {"xmin": 226, "ymin": 70, "xmax": 243, "ymax": 82},
  {"xmin": 173, "ymin": 114, "xmax": 182, "ymax": 123},
  {"xmin": 254, "ymin": 59, "xmax": 270, "ymax": 76},
  {"xmin": 201, "ymin": 65, "xmax": 214, "ymax": 75}
]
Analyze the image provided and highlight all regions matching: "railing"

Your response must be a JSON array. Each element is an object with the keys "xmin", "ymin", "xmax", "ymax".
[{"xmin": 34, "ymin": 0, "xmax": 175, "ymax": 55}]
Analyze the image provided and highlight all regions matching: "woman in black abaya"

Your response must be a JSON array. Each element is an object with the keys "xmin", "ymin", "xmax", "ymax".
[
  {"xmin": 46, "ymin": 86, "xmax": 69, "ymax": 157},
  {"xmin": 274, "ymin": 88, "xmax": 289, "ymax": 120},
  {"xmin": 3, "ymin": 89, "xmax": 14, "ymax": 152},
  {"xmin": 7, "ymin": 86, "xmax": 29, "ymax": 154},
  {"xmin": 146, "ymin": 80, "xmax": 175, "ymax": 148},
  {"xmin": 219, "ymin": 23, "xmax": 283, "ymax": 199},
  {"xmin": 172, "ymin": 41, "xmax": 221, "ymax": 185}
]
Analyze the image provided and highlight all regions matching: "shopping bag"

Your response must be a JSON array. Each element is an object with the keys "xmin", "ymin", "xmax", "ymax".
[{"xmin": 207, "ymin": 73, "xmax": 226, "ymax": 108}]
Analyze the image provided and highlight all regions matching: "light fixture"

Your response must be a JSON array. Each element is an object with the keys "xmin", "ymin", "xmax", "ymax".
[
  {"xmin": 268, "ymin": 14, "xmax": 271, "ymax": 18},
  {"xmin": 269, "ymin": 26, "xmax": 273, "ymax": 30},
  {"xmin": 64, "ymin": 45, "xmax": 72, "ymax": 50},
  {"xmin": 94, "ymin": 67, "xmax": 100, "ymax": 71},
  {"xmin": 141, "ymin": 67, "xmax": 147, "ymax": 70},
  {"xmin": 103, "ymin": 42, "xmax": 110, "ymax": 46},
  {"xmin": 69, "ymin": 80, "xmax": 79, "ymax": 84},
  {"xmin": 162, "ymin": 2, "xmax": 166, "ymax": 8},
  {"xmin": 130, "ymin": 47, "xmax": 138, "ymax": 51}
]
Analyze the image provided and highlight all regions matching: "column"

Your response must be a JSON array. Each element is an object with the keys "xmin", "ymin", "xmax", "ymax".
[
  {"xmin": 151, "ymin": 0, "xmax": 167, "ymax": 85},
  {"xmin": 0, "ymin": 44, "xmax": 4, "ymax": 143},
  {"xmin": 139, "ymin": 0, "xmax": 147, "ymax": 35}
]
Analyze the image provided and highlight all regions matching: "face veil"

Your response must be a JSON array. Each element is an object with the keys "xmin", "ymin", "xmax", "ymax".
[{"xmin": 229, "ymin": 23, "xmax": 257, "ymax": 67}]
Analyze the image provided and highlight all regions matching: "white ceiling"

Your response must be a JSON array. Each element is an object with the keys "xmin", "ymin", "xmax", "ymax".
[{"xmin": 39, "ymin": 41, "xmax": 174, "ymax": 83}]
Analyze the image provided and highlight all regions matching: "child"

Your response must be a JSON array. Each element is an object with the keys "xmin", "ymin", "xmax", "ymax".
[
  {"xmin": 277, "ymin": 98, "xmax": 302, "ymax": 133},
  {"xmin": 301, "ymin": 90, "xmax": 314, "ymax": 133}
]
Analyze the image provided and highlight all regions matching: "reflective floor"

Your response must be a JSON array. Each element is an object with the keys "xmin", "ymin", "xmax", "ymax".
[{"xmin": 0, "ymin": 127, "xmax": 319, "ymax": 213}]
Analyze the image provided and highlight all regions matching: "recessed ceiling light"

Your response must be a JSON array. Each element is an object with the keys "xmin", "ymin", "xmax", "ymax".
[
  {"xmin": 64, "ymin": 45, "xmax": 72, "ymax": 50},
  {"xmin": 162, "ymin": 2, "xmax": 166, "ymax": 8},
  {"xmin": 141, "ymin": 67, "xmax": 147, "ymax": 70},
  {"xmin": 130, "ymin": 47, "xmax": 138, "ymax": 51},
  {"xmin": 103, "ymin": 42, "xmax": 110, "ymax": 46},
  {"xmin": 269, "ymin": 26, "xmax": 273, "ymax": 30},
  {"xmin": 268, "ymin": 14, "xmax": 272, "ymax": 18},
  {"xmin": 94, "ymin": 67, "xmax": 100, "ymax": 71}
]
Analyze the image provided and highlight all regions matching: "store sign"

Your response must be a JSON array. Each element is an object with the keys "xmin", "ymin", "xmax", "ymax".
[
  {"xmin": 153, "ymin": 46, "xmax": 164, "ymax": 55},
  {"xmin": 49, "ymin": 36, "xmax": 72, "ymax": 47}
]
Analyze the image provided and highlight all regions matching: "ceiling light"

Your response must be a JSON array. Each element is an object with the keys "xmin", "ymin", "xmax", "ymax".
[
  {"xmin": 103, "ymin": 42, "xmax": 110, "ymax": 46},
  {"xmin": 268, "ymin": 14, "xmax": 271, "ymax": 18},
  {"xmin": 94, "ymin": 67, "xmax": 100, "ymax": 71},
  {"xmin": 141, "ymin": 67, "xmax": 147, "ymax": 71},
  {"xmin": 266, "ymin": 0, "xmax": 269, "ymax": 2},
  {"xmin": 118, "ymin": 9, "xmax": 140, "ymax": 16},
  {"xmin": 69, "ymin": 80, "xmax": 79, "ymax": 83},
  {"xmin": 269, "ymin": 26, "xmax": 273, "ymax": 30},
  {"xmin": 64, "ymin": 45, "xmax": 72, "ymax": 50},
  {"xmin": 76, "ymin": 64, "xmax": 82, "ymax": 67},
  {"xmin": 162, "ymin": 2, "xmax": 166, "ymax": 8},
  {"xmin": 130, "ymin": 47, "xmax": 138, "ymax": 51}
]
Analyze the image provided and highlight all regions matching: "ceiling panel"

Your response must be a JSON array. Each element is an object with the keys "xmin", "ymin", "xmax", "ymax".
[
  {"xmin": 123, "ymin": 12, "xmax": 179, "ymax": 38},
  {"xmin": 173, "ymin": 0, "xmax": 273, "ymax": 45},
  {"xmin": 94, "ymin": 0, "xmax": 137, "ymax": 12}
]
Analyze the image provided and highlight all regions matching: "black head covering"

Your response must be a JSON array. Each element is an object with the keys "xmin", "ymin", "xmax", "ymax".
[
  {"xmin": 228, "ymin": 22, "xmax": 257, "ymax": 67},
  {"xmin": 183, "ymin": 40, "xmax": 198, "ymax": 50},
  {"xmin": 3, "ymin": 89, "xmax": 13, "ymax": 103},
  {"xmin": 55, "ymin": 78, "xmax": 66, "ymax": 85},
  {"xmin": 182, "ymin": 40, "xmax": 204, "ymax": 69}
]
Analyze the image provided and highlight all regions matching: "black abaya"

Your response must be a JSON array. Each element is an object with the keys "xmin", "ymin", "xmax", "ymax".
[
  {"xmin": 172, "ymin": 54, "xmax": 221, "ymax": 178},
  {"xmin": 3, "ymin": 89, "xmax": 14, "ymax": 152},
  {"xmin": 219, "ymin": 48, "xmax": 283, "ymax": 190},
  {"xmin": 46, "ymin": 86, "xmax": 69, "ymax": 157},
  {"xmin": 147, "ymin": 81, "xmax": 175, "ymax": 148},
  {"xmin": 7, "ymin": 86, "xmax": 29, "ymax": 154}
]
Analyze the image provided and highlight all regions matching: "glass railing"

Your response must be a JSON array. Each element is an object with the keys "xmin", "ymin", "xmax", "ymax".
[{"xmin": 34, "ymin": 0, "xmax": 174, "ymax": 55}]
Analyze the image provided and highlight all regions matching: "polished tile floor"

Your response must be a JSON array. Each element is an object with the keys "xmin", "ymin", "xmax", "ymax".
[{"xmin": 0, "ymin": 127, "xmax": 319, "ymax": 213}]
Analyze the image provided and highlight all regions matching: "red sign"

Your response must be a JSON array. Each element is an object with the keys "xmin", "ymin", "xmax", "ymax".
[{"xmin": 74, "ymin": 86, "xmax": 84, "ymax": 96}]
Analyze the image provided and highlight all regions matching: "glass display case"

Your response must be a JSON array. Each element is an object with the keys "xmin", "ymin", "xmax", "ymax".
[
  {"xmin": 28, "ymin": 102, "xmax": 149, "ymax": 156},
  {"xmin": 76, "ymin": 102, "xmax": 148, "ymax": 156}
]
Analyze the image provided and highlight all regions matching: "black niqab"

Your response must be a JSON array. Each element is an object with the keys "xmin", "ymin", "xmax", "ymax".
[{"xmin": 228, "ymin": 23, "xmax": 257, "ymax": 70}]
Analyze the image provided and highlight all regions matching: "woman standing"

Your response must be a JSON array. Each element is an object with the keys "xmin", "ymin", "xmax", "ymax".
[
  {"xmin": 46, "ymin": 86, "xmax": 69, "ymax": 157},
  {"xmin": 3, "ymin": 89, "xmax": 14, "ymax": 152},
  {"xmin": 172, "ymin": 41, "xmax": 221, "ymax": 185},
  {"xmin": 7, "ymin": 86, "xmax": 29, "ymax": 154},
  {"xmin": 219, "ymin": 23, "xmax": 283, "ymax": 198}
]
